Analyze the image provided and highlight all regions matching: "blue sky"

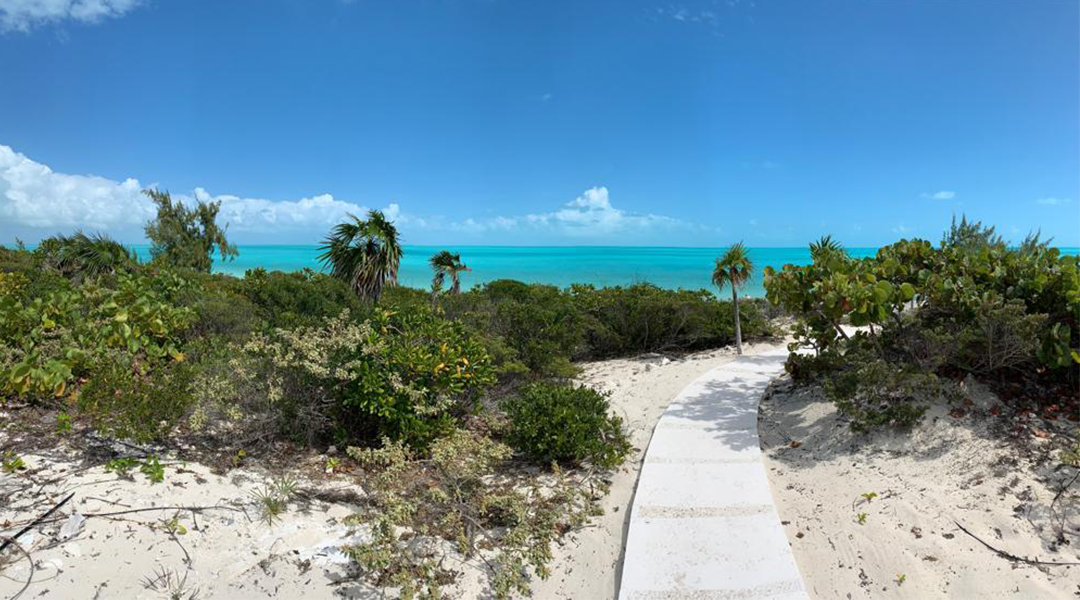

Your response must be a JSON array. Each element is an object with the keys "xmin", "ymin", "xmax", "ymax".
[{"xmin": 1, "ymin": 0, "xmax": 1077, "ymax": 246}]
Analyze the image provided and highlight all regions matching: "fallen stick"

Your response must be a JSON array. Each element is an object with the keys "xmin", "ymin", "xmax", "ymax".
[
  {"xmin": 0, "ymin": 503, "xmax": 249, "ymax": 532},
  {"xmin": 953, "ymin": 520, "xmax": 1080, "ymax": 567},
  {"xmin": 0, "ymin": 492, "xmax": 75, "ymax": 556}
]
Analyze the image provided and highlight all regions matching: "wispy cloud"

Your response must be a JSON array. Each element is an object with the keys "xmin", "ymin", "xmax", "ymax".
[
  {"xmin": 449, "ymin": 186, "xmax": 700, "ymax": 238},
  {"xmin": 921, "ymin": 190, "xmax": 956, "ymax": 200},
  {"xmin": 541, "ymin": 93, "xmax": 553, "ymax": 102},
  {"xmin": 1035, "ymin": 197, "xmax": 1072, "ymax": 206},
  {"xmin": 650, "ymin": 0, "xmax": 755, "ymax": 34},
  {"xmin": 893, "ymin": 224, "xmax": 910, "ymax": 234},
  {"xmin": 0, "ymin": 0, "xmax": 143, "ymax": 32}
]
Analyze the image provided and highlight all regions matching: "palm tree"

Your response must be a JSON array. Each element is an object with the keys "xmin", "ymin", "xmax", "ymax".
[
  {"xmin": 429, "ymin": 250, "xmax": 469, "ymax": 296},
  {"xmin": 37, "ymin": 231, "xmax": 136, "ymax": 280},
  {"xmin": 318, "ymin": 210, "xmax": 402, "ymax": 302},
  {"xmin": 712, "ymin": 242, "xmax": 754, "ymax": 355},
  {"xmin": 809, "ymin": 234, "xmax": 845, "ymax": 263}
]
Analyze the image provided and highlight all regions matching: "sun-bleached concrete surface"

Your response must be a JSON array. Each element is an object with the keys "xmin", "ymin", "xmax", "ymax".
[{"xmin": 618, "ymin": 350, "xmax": 808, "ymax": 600}]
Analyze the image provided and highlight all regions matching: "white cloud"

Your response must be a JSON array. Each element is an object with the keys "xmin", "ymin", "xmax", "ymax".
[
  {"xmin": 921, "ymin": 190, "xmax": 956, "ymax": 200},
  {"xmin": 0, "ymin": 144, "xmax": 403, "ymax": 238},
  {"xmin": 450, "ymin": 187, "xmax": 695, "ymax": 238},
  {"xmin": 1035, "ymin": 197, "xmax": 1071, "ymax": 206},
  {"xmin": 541, "ymin": 93, "xmax": 553, "ymax": 102},
  {"xmin": 893, "ymin": 224, "xmax": 910, "ymax": 234},
  {"xmin": 0, "ymin": 144, "xmax": 154, "ymax": 229},
  {"xmin": 0, "ymin": 144, "xmax": 700, "ymax": 244},
  {"xmin": 0, "ymin": 0, "xmax": 142, "ymax": 32}
]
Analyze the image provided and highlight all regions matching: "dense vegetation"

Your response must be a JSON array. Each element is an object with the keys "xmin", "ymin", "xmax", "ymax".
[
  {"xmin": 765, "ymin": 218, "xmax": 1079, "ymax": 431},
  {"xmin": 0, "ymin": 196, "xmax": 776, "ymax": 598}
]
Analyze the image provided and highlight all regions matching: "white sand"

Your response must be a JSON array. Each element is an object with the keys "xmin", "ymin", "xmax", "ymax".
[
  {"xmin": 8, "ymin": 345, "xmax": 1074, "ymax": 599},
  {"xmin": 0, "ymin": 340, "xmax": 787, "ymax": 600},
  {"xmin": 759, "ymin": 376, "xmax": 1080, "ymax": 599}
]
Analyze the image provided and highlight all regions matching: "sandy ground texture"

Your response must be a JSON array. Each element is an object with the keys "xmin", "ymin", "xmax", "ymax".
[
  {"xmin": 0, "ymin": 339, "xmax": 787, "ymax": 600},
  {"xmin": 759, "ymin": 376, "xmax": 1080, "ymax": 599}
]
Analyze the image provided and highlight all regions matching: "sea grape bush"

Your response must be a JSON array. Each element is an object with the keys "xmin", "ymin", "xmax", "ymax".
[
  {"xmin": 765, "ymin": 223, "xmax": 1079, "ymax": 431},
  {"xmin": 0, "ymin": 273, "xmax": 194, "ymax": 401}
]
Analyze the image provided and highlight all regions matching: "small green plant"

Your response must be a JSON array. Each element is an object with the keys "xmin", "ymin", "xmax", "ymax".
[
  {"xmin": 860, "ymin": 491, "xmax": 878, "ymax": 504},
  {"xmin": 55, "ymin": 411, "xmax": 73, "ymax": 434},
  {"xmin": 1, "ymin": 451, "xmax": 26, "ymax": 473},
  {"xmin": 250, "ymin": 475, "xmax": 298, "ymax": 525},
  {"xmin": 163, "ymin": 515, "xmax": 188, "ymax": 536},
  {"xmin": 856, "ymin": 512, "xmax": 868, "ymax": 525},
  {"xmin": 896, "ymin": 573, "xmax": 907, "ymax": 586},
  {"xmin": 501, "ymin": 382, "xmax": 631, "ymax": 469},
  {"xmin": 141, "ymin": 565, "xmax": 201, "ymax": 600},
  {"xmin": 105, "ymin": 457, "xmax": 139, "ymax": 478},
  {"xmin": 325, "ymin": 456, "xmax": 342, "ymax": 474},
  {"xmin": 1062, "ymin": 436, "xmax": 1080, "ymax": 467},
  {"xmin": 141, "ymin": 455, "xmax": 166, "ymax": 483},
  {"xmin": 232, "ymin": 449, "xmax": 247, "ymax": 468}
]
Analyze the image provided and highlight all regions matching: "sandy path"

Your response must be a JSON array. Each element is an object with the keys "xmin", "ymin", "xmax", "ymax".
[{"xmin": 531, "ymin": 340, "xmax": 789, "ymax": 600}]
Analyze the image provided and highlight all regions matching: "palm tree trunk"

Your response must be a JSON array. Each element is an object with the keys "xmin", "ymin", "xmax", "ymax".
[{"xmin": 732, "ymin": 284, "xmax": 743, "ymax": 355}]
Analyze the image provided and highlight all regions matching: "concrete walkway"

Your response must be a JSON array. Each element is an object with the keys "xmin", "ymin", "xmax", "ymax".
[{"xmin": 618, "ymin": 350, "xmax": 808, "ymax": 600}]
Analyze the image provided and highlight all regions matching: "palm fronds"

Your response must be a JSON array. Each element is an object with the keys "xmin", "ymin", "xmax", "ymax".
[
  {"xmin": 809, "ymin": 234, "xmax": 846, "ymax": 263},
  {"xmin": 711, "ymin": 242, "xmax": 753, "ymax": 292},
  {"xmin": 36, "ymin": 231, "xmax": 137, "ymax": 280},
  {"xmin": 429, "ymin": 250, "xmax": 469, "ymax": 294},
  {"xmin": 318, "ymin": 210, "xmax": 402, "ymax": 302}
]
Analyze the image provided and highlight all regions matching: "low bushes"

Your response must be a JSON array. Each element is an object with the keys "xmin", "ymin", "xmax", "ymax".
[
  {"xmin": 346, "ymin": 430, "xmax": 599, "ymax": 599},
  {"xmin": 501, "ymin": 382, "xmax": 631, "ymax": 468},
  {"xmin": 239, "ymin": 267, "xmax": 367, "ymax": 330},
  {"xmin": 189, "ymin": 307, "xmax": 497, "ymax": 449},
  {"xmin": 0, "ymin": 273, "xmax": 193, "ymax": 402},
  {"xmin": 78, "ymin": 358, "xmax": 196, "ymax": 443},
  {"xmin": 436, "ymin": 280, "xmax": 776, "ymax": 378},
  {"xmin": 765, "ymin": 222, "xmax": 1079, "ymax": 431},
  {"xmin": 571, "ymin": 283, "xmax": 773, "ymax": 358}
]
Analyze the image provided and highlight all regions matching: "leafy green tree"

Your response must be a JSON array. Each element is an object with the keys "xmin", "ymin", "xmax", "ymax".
[
  {"xmin": 429, "ymin": 250, "xmax": 469, "ymax": 295},
  {"xmin": 942, "ymin": 214, "xmax": 1003, "ymax": 252},
  {"xmin": 712, "ymin": 242, "xmax": 754, "ymax": 354},
  {"xmin": 143, "ymin": 189, "xmax": 237, "ymax": 272},
  {"xmin": 318, "ymin": 210, "xmax": 402, "ymax": 302}
]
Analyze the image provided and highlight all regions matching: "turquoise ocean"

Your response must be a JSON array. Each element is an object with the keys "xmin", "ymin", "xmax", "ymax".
[{"xmin": 129, "ymin": 245, "xmax": 1080, "ymax": 299}]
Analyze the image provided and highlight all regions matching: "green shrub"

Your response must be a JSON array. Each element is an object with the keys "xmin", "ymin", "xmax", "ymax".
[
  {"xmin": 439, "ymin": 280, "xmax": 584, "ymax": 378},
  {"xmin": 823, "ymin": 358, "xmax": 959, "ymax": 432},
  {"xmin": 501, "ymin": 382, "xmax": 630, "ymax": 468},
  {"xmin": 571, "ymin": 284, "xmax": 773, "ymax": 358},
  {"xmin": 78, "ymin": 358, "xmax": 195, "ymax": 442},
  {"xmin": 203, "ymin": 306, "xmax": 497, "ymax": 448},
  {"xmin": 764, "ymin": 220, "xmax": 1080, "ymax": 432},
  {"xmin": 239, "ymin": 268, "xmax": 367, "ymax": 329},
  {"xmin": 346, "ymin": 429, "xmax": 598, "ymax": 599},
  {"xmin": 0, "ymin": 273, "xmax": 194, "ymax": 403}
]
